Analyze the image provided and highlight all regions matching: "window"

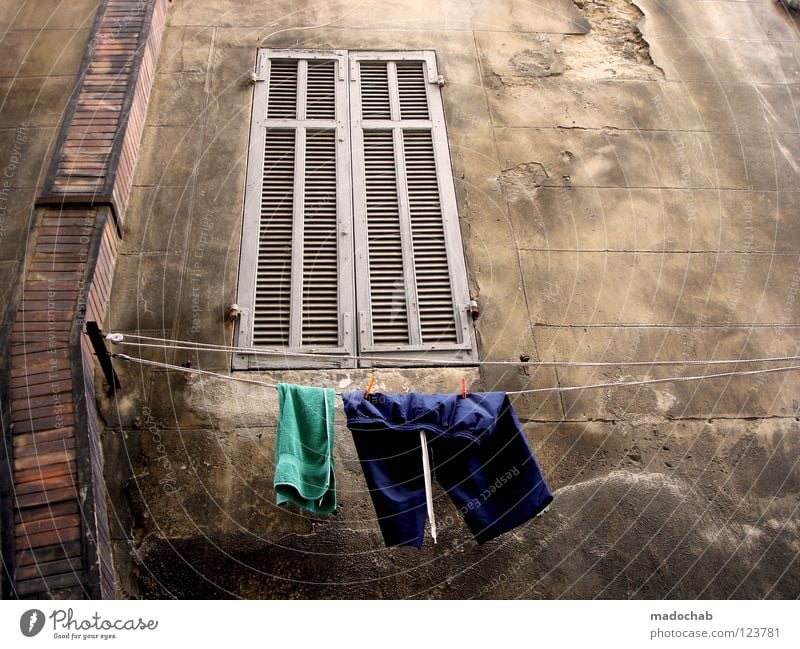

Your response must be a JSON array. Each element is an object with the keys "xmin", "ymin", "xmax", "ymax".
[{"xmin": 234, "ymin": 49, "xmax": 476, "ymax": 369}]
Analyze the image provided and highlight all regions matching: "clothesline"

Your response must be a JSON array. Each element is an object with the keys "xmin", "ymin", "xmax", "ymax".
[
  {"xmin": 106, "ymin": 328, "xmax": 798, "ymax": 552},
  {"xmin": 105, "ymin": 332, "xmax": 800, "ymax": 368},
  {"xmin": 112, "ymin": 348, "xmax": 796, "ymax": 546},
  {"xmin": 110, "ymin": 352, "xmax": 800, "ymax": 396}
]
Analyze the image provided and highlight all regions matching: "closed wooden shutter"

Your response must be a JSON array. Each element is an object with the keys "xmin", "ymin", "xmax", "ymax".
[
  {"xmin": 350, "ymin": 52, "xmax": 477, "ymax": 365},
  {"xmin": 234, "ymin": 50, "xmax": 355, "ymax": 369}
]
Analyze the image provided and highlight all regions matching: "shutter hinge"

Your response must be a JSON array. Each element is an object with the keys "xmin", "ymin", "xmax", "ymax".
[
  {"xmin": 433, "ymin": 74, "xmax": 446, "ymax": 87},
  {"xmin": 238, "ymin": 308, "xmax": 250, "ymax": 335},
  {"xmin": 252, "ymin": 55, "xmax": 268, "ymax": 83},
  {"xmin": 423, "ymin": 58, "xmax": 438, "ymax": 83}
]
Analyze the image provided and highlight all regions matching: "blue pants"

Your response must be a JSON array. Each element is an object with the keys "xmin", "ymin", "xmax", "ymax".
[{"xmin": 342, "ymin": 391, "xmax": 553, "ymax": 548}]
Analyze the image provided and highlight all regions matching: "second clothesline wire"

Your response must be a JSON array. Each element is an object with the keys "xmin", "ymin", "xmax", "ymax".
[{"xmin": 105, "ymin": 332, "xmax": 800, "ymax": 396}]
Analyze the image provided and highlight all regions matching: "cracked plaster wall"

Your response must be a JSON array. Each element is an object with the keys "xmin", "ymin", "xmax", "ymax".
[{"xmin": 96, "ymin": 0, "xmax": 800, "ymax": 598}]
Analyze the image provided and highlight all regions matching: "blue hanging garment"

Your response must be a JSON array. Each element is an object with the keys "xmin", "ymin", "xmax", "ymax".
[{"xmin": 341, "ymin": 391, "xmax": 553, "ymax": 548}]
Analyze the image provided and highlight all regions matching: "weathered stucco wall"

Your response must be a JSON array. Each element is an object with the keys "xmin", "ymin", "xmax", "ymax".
[
  {"xmin": 97, "ymin": 0, "xmax": 800, "ymax": 598},
  {"xmin": 0, "ymin": 0, "xmax": 101, "ymax": 320}
]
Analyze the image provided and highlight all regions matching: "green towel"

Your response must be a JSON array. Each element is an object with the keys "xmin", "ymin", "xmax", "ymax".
[{"xmin": 274, "ymin": 383, "xmax": 336, "ymax": 514}]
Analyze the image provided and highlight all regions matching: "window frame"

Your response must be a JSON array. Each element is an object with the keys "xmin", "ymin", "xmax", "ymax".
[{"xmin": 234, "ymin": 48, "xmax": 477, "ymax": 370}]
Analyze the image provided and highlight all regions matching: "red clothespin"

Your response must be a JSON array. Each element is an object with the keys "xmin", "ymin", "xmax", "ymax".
[
  {"xmin": 460, "ymin": 377, "xmax": 468, "ymax": 399},
  {"xmin": 364, "ymin": 374, "xmax": 375, "ymax": 398}
]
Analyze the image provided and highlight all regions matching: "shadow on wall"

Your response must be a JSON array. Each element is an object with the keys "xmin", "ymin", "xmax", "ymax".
[{"xmin": 112, "ymin": 470, "xmax": 798, "ymax": 599}]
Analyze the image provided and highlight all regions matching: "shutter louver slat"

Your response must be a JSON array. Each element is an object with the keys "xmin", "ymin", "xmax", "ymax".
[
  {"xmin": 359, "ymin": 61, "xmax": 391, "ymax": 120},
  {"xmin": 301, "ymin": 130, "xmax": 339, "ymax": 346},
  {"xmin": 267, "ymin": 59, "xmax": 297, "ymax": 119},
  {"xmin": 253, "ymin": 129, "xmax": 295, "ymax": 346},
  {"xmin": 403, "ymin": 130, "xmax": 458, "ymax": 344},
  {"xmin": 363, "ymin": 130, "xmax": 410, "ymax": 345},
  {"xmin": 396, "ymin": 61, "xmax": 429, "ymax": 120},
  {"xmin": 306, "ymin": 61, "xmax": 336, "ymax": 119}
]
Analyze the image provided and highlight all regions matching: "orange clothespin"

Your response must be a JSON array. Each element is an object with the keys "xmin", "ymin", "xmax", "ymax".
[
  {"xmin": 460, "ymin": 377, "xmax": 468, "ymax": 399},
  {"xmin": 364, "ymin": 374, "xmax": 376, "ymax": 398}
]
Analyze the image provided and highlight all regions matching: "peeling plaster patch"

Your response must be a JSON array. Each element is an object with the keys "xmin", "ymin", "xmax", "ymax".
[
  {"xmin": 500, "ymin": 162, "xmax": 550, "ymax": 193},
  {"xmin": 653, "ymin": 388, "xmax": 677, "ymax": 414},
  {"xmin": 499, "ymin": 162, "xmax": 570, "ymax": 200},
  {"xmin": 481, "ymin": 34, "xmax": 566, "ymax": 86},
  {"xmin": 509, "ymin": 46, "xmax": 564, "ymax": 79},
  {"xmin": 564, "ymin": 0, "xmax": 664, "ymax": 80},
  {"xmin": 599, "ymin": 375, "xmax": 677, "ymax": 424}
]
